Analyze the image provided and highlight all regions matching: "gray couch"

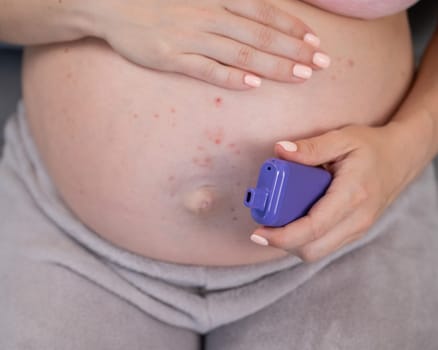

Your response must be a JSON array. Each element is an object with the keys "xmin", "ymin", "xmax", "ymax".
[{"xmin": 1, "ymin": 0, "xmax": 438, "ymax": 175}]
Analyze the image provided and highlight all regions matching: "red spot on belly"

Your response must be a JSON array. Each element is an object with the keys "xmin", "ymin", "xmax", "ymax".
[
  {"xmin": 192, "ymin": 156, "xmax": 213, "ymax": 168},
  {"xmin": 132, "ymin": 113, "xmax": 139, "ymax": 119},
  {"xmin": 171, "ymin": 107, "xmax": 176, "ymax": 113},
  {"xmin": 214, "ymin": 97, "xmax": 223, "ymax": 107},
  {"xmin": 347, "ymin": 59, "xmax": 355, "ymax": 67},
  {"xmin": 205, "ymin": 127, "xmax": 224, "ymax": 145},
  {"xmin": 153, "ymin": 113, "xmax": 160, "ymax": 119},
  {"xmin": 226, "ymin": 142, "xmax": 241, "ymax": 155},
  {"xmin": 197, "ymin": 146, "xmax": 205, "ymax": 151},
  {"xmin": 168, "ymin": 175, "xmax": 175, "ymax": 182},
  {"xmin": 63, "ymin": 47, "xmax": 69, "ymax": 53}
]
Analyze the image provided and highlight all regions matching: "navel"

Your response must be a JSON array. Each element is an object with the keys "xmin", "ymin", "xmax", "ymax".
[{"xmin": 182, "ymin": 185, "xmax": 217, "ymax": 215}]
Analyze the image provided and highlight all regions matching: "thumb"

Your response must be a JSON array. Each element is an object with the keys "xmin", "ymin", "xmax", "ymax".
[{"xmin": 274, "ymin": 129, "xmax": 354, "ymax": 166}]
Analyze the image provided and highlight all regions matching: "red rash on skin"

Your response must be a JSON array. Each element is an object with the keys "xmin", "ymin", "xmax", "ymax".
[
  {"xmin": 192, "ymin": 156, "xmax": 213, "ymax": 168},
  {"xmin": 347, "ymin": 58, "xmax": 355, "ymax": 67},
  {"xmin": 168, "ymin": 175, "xmax": 175, "ymax": 182},
  {"xmin": 204, "ymin": 127, "xmax": 224, "ymax": 145},
  {"xmin": 153, "ymin": 113, "xmax": 160, "ymax": 119},
  {"xmin": 199, "ymin": 129, "xmax": 241, "ymax": 163},
  {"xmin": 171, "ymin": 107, "xmax": 176, "ymax": 113},
  {"xmin": 214, "ymin": 97, "xmax": 223, "ymax": 107},
  {"xmin": 63, "ymin": 47, "xmax": 69, "ymax": 53},
  {"xmin": 132, "ymin": 113, "xmax": 139, "ymax": 119}
]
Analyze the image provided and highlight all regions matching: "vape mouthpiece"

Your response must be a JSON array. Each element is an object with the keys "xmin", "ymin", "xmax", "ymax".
[{"xmin": 244, "ymin": 188, "xmax": 269, "ymax": 211}]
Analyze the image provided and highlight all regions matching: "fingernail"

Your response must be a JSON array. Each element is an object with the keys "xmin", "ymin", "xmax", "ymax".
[
  {"xmin": 244, "ymin": 74, "xmax": 262, "ymax": 87},
  {"xmin": 292, "ymin": 64, "xmax": 312, "ymax": 79},
  {"xmin": 250, "ymin": 234, "xmax": 269, "ymax": 246},
  {"xmin": 304, "ymin": 33, "xmax": 320, "ymax": 48},
  {"xmin": 313, "ymin": 52, "xmax": 331, "ymax": 69},
  {"xmin": 276, "ymin": 141, "xmax": 297, "ymax": 152}
]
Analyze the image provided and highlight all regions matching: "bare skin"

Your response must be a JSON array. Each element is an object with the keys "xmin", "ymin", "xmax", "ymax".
[{"xmin": 22, "ymin": 0, "xmax": 414, "ymax": 266}]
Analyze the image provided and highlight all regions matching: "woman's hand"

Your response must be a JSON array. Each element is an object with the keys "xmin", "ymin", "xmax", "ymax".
[
  {"xmin": 89, "ymin": 0, "xmax": 330, "ymax": 89},
  {"xmin": 250, "ymin": 123, "xmax": 416, "ymax": 262}
]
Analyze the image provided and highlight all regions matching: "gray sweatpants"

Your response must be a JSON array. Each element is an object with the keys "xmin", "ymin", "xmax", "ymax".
[{"xmin": 1, "ymin": 103, "xmax": 438, "ymax": 349}]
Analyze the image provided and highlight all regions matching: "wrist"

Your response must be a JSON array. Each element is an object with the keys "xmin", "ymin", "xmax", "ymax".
[{"xmin": 386, "ymin": 106, "xmax": 436, "ymax": 179}]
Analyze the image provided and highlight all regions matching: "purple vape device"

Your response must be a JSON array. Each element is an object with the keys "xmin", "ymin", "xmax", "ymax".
[{"xmin": 244, "ymin": 158, "xmax": 332, "ymax": 227}]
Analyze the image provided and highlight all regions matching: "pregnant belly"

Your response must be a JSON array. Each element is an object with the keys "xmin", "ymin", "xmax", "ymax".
[{"xmin": 22, "ymin": 2, "xmax": 413, "ymax": 266}]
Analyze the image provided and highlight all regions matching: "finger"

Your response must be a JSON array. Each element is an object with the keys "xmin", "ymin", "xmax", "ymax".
[
  {"xmin": 252, "ymin": 175, "xmax": 365, "ymax": 249},
  {"xmin": 188, "ymin": 33, "xmax": 313, "ymax": 82},
  {"xmin": 207, "ymin": 14, "xmax": 330, "ymax": 70},
  {"xmin": 174, "ymin": 54, "xmax": 262, "ymax": 90},
  {"xmin": 275, "ymin": 129, "xmax": 357, "ymax": 166},
  {"xmin": 294, "ymin": 208, "xmax": 374, "ymax": 262},
  {"xmin": 222, "ymin": 0, "xmax": 318, "ymax": 46}
]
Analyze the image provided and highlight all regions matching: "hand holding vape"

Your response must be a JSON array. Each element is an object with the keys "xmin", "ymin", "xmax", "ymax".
[{"xmin": 244, "ymin": 158, "xmax": 332, "ymax": 227}]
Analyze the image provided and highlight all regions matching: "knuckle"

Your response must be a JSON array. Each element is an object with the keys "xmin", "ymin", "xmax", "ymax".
[
  {"xmin": 223, "ymin": 69, "xmax": 236, "ymax": 86},
  {"xmin": 255, "ymin": 0, "xmax": 277, "ymax": 24},
  {"xmin": 303, "ymin": 140, "xmax": 318, "ymax": 156},
  {"xmin": 152, "ymin": 43, "xmax": 174, "ymax": 67},
  {"xmin": 298, "ymin": 246, "xmax": 322, "ymax": 263},
  {"xmin": 255, "ymin": 26, "xmax": 275, "ymax": 49},
  {"xmin": 308, "ymin": 218, "xmax": 326, "ymax": 241},
  {"xmin": 351, "ymin": 183, "xmax": 370, "ymax": 206},
  {"xmin": 293, "ymin": 41, "xmax": 311, "ymax": 61},
  {"xmin": 301, "ymin": 215, "xmax": 326, "ymax": 242},
  {"xmin": 236, "ymin": 45, "xmax": 254, "ymax": 67},
  {"xmin": 271, "ymin": 58, "xmax": 289, "ymax": 79},
  {"xmin": 200, "ymin": 61, "xmax": 218, "ymax": 81}
]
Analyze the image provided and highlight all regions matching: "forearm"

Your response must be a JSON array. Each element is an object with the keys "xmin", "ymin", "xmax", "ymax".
[
  {"xmin": 388, "ymin": 28, "xmax": 438, "ymax": 177},
  {"xmin": 0, "ymin": 0, "xmax": 93, "ymax": 45}
]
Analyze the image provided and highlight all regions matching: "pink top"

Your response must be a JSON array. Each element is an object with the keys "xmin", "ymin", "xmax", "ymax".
[{"xmin": 304, "ymin": 0, "xmax": 420, "ymax": 19}]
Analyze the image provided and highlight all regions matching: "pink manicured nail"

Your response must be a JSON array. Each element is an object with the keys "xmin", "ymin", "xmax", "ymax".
[
  {"xmin": 250, "ymin": 234, "xmax": 269, "ymax": 246},
  {"xmin": 276, "ymin": 141, "xmax": 297, "ymax": 152},
  {"xmin": 304, "ymin": 33, "xmax": 320, "ymax": 48},
  {"xmin": 244, "ymin": 74, "xmax": 262, "ymax": 87},
  {"xmin": 292, "ymin": 64, "xmax": 312, "ymax": 79},
  {"xmin": 313, "ymin": 53, "xmax": 331, "ymax": 69}
]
